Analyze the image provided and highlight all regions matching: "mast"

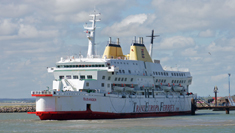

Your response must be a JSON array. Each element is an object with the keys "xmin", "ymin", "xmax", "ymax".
[
  {"xmin": 84, "ymin": 11, "xmax": 100, "ymax": 58},
  {"xmin": 146, "ymin": 30, "xmax": 159, "ymax": 58}
]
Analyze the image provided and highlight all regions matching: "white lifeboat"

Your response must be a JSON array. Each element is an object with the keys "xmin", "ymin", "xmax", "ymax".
[
  {"xmin": 161, "ymin": 83, "xmax": 171, "ymax": 92},
  {"xmin": 172, "ymin": 84, "xmax": 183, "ymax": 92},
  {"xmin": 124, "ymin": 87, "xmax": 134, "ymax": 92},
  {"xmin": 113, "ymin": 86, "xmax": 124, "ymax": 92}
]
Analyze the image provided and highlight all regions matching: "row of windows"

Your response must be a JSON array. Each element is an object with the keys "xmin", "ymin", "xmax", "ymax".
[
  {"xmin": 59, "ymin": 75, "xmax": 92, "ymax": 80},
  {"xmin": 111, "ymin": 61, "xmax": 138, "ymax": 65},
  {"xmin": 155, "ymin": 79, "xmax": 187, "ymax": 84},
  {"xmin": 114, "ymin": 77, "xmax": 134, "ymax": 82},
  {"xmin": 172, "ymin": 80, "xmax": 186, "ymax": 83},
  {"xmin": 117, "ymin": 69, "xmax": 132, "ymax": 74},
  {"xmin": 57, "ymin": 64, "xmax": 105, "ymax": 68},
  {"xmin": 153, "ymin": 72, "xmax": 186, "ymax": 77},
  {"xmin": 153, "ymin": 72, "xmax": 168, "ymax": 76},
  {"xmin": 102, "ymin": 76, "xmax": 111, "ymax": 80},
  {"xmin": 156, "ymin": 79, "xmax": 166, "ymax": 83},
  {"xmin": 171, "ymin": 73, "xmax": 186, "ymax": 77}
]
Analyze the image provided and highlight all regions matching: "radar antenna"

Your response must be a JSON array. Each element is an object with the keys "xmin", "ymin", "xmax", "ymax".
[{"xmin": 146, "ymin": 30, "xmax": 159, "ymax": 58}]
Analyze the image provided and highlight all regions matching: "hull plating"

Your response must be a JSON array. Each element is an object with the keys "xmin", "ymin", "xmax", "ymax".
[{"xmin": 31, "ymin": 111, "xmax": 191, "ymax": 120}]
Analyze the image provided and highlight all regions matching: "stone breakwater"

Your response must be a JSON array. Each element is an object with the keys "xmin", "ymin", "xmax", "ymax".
[{"xmin": 0, "ymin": 106, "xmax": 36, "ymax": 113}]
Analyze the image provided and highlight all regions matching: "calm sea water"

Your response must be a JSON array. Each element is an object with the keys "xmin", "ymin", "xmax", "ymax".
[{"xmin": 0, "ymin": 110, "xmax": 235, "ymax": 133}]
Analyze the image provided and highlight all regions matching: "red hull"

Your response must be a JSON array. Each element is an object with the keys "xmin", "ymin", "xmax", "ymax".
[{"xmin": 28, "ymin": 111, "xmax": 191, "ymax": 120}]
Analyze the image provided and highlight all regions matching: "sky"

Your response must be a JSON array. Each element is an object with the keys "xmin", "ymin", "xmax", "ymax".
[{"xmin": 0, "ymin": 0, "xmax": 235, "ymax": 98}]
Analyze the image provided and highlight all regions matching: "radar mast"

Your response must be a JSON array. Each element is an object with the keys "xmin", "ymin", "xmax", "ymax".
[{"xmin": 84, "ymin": 11, "xmax": 100, "ymax": 58}]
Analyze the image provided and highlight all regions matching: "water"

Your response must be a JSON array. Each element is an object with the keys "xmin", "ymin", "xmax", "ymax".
[{"xmin": 0, "ymin": 110, "xmax": 235, "ymax": 133}]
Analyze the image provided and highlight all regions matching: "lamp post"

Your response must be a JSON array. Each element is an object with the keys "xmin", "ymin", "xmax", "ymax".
[
  {"xmin": 228, "ymin": 73, "xmax": 231, "ymax": 98},
  {"xmin": 214, "ymin": 86, "xmax": 218, "ymax": 106}
]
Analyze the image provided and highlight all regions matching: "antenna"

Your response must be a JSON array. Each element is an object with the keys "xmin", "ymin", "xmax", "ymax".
[{"xmin": 146, "ymin": 30, "xmax": 159, "ymax": 58}]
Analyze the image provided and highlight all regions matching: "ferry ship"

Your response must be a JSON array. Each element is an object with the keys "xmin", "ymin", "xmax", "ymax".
[{"xmin": 28, "ymin": 12, "xmax": 195, "ymax": 120}]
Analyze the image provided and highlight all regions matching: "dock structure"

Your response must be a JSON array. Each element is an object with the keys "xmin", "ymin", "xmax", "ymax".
[{"xmin": 191, "ymin": 98, "xmax": 235, "ymax": 114}]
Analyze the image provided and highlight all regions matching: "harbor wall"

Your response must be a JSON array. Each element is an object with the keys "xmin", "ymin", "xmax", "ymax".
[{"xmin": 0, "ymin": 106, "xmax": 35, "ymax": 113}]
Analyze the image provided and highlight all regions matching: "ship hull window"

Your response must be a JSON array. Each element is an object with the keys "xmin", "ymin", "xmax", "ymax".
[{"xmin": 101, "ymin": 83, "xmax": 104, "ymax": 87}]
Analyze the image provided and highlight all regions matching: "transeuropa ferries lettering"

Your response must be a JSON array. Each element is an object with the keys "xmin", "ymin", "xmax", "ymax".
[
  {"xmin": 135, "ymin": 103, "xmax": 175, "ymax": 112},
  {"xmin": 83, "ymin": 97, "xmax": 96, "ymax": 101}
]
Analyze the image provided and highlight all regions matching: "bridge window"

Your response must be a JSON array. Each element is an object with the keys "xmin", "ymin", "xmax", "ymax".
[
  {"xmin": 115, "ymin": 77, "xmax": 117, "ymax": 81},
  {"xmin": 73, "ymin": 75, "xmax": 78, "ymax": 79},
  {"xmin": 119, "ymin": 70, "xmax": 122, "ymax": 73},
  {"xmin": 59, "ymin": 76, "xmax": 64, "ymax": 79},
  {"xmin": 128, "ymin": 70, "xmax": 131, "ymax": 74},
  {"xmin": 131, "ymin": 78, "xmax": 133, "ymax": 82},
  {"xmin": 87, "ymin": 75, "xmax": 92, "ymax": 79},
  {"xmin": 118, "ymin": 78, "xmax": 121, "ymax": 81},
  {"xmin": 125, "ymin": 78, "xmax": 127, "ymax": 81},
  {"xmin": 80, "ymin": 75, "xmax": 85, "ymax": 80},
  {"xmin": 122, "ymin": 70, "xmax": 125, "ymax": 73},
  {"xmin": 66, "ymin": 75, "xmax": 71, "ymax": 79}
]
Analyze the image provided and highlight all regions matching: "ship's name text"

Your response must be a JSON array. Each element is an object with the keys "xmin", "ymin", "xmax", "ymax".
[
  {"xmin": 83, "ymin": 98, "xmax": 96, "ymax": 101},
  {"xmin": 135, "ymin": 103, "xmax": 174, "ymax": 112}
]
